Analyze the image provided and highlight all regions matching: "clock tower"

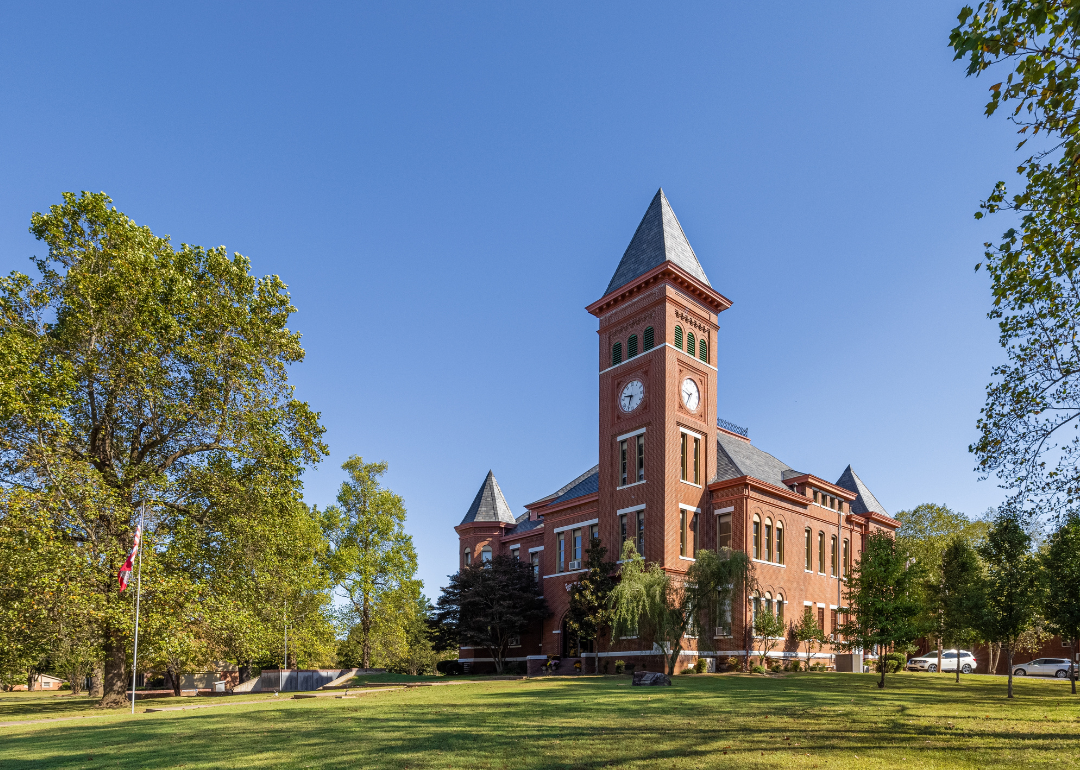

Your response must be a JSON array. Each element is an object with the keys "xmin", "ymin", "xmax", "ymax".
[{"xmin": 586, "ymin": 189, "xmax": 732, "ymax": 575}]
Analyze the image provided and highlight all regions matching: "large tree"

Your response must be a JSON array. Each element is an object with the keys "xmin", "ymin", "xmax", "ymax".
[
  {"xmin": 610, "ymin": 542, "xmax": 754, "ymax": 676},
  {"xmin": 1042, "ymin": 514, "xmax": 1080, "ymax": 694},
  {"xmin": 564, "ymin": 536, "xmax": 619, "ymax": 673},
  {"xmin": 837, "ymin": 532, "xmax": 923, "ymax": 689},
  {"xmin": 951, "ymin": 5, "xmax": 1080, "ymax": 521},
  {"xmin": 938, "ymin": 537, "xmax": 988, "ymax": 683},
  {"xmin": 979, "ymin": 511, "xmax": 1041, "ymax": 698},
  {"xmin": 322, "ymin": 456, "xmax": 419, "ymax": 670},
  {"xmin": 434, "ymin": 554, "xmax": 549, "ymax": 674},
  {"xmin": 0, "ymin": 192, "xmax": 327, "ymax": 706}
]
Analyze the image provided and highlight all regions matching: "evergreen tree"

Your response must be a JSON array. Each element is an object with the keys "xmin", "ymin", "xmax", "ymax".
[
  {"xmin": 938, "ymin": 537, "xmax": 987, "ymax": 683},
  {"xmin": 979, "ymin": 511, "xmax": 1040, "ymax": 698},
  {"xmin": 564, "ymin": 537, "xmax": 618, "ymax": 673},
  {"xmin": 1042, "ymin": 515, "xmax": 1080, "ymax": 694},
  {"xmin": 837, "ymin": 531, "xmax": 922, "ymax": 689}
]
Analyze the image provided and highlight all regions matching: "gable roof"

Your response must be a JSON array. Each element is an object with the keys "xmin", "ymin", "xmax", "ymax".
[
  {"xmin": 835, "ymin": 465, "xmax": 889, "ymax": 518},
  {"xmin": 459, "ymin": 470, "xmax": 517, "ymax": 525},
  {"xmin": 714, "ymin": 432, "xmax": 800, "ymax": 489},
  {"xmin": 604, "ymin": 189, "xmax": 712, "ymax": 296},
  {"xmin": 530, "ymin": 465, "xmax": 600, "ymax": 508}
]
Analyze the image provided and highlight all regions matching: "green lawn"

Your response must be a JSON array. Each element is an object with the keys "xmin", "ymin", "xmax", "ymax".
[{"xmin": 0, "ymin": 672, "xmax": 1077, "ymax": 768}]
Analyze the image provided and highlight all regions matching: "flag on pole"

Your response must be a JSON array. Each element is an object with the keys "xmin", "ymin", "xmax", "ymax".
[{"xmin": 118, "ymin": 524, "xmax": 142, "ymax": 592}]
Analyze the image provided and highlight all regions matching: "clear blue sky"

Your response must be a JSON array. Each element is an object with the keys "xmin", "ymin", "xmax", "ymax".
[{"xmin": 0, "ymin": 2, "xmax": 1020, "ymax": 596}]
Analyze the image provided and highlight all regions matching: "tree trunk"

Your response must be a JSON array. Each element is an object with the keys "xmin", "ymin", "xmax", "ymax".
[
  {"xmin": 166, "ymin": 663, "xmax": 181, "ymax": 697},
  {"xmin": 1006, "ymin": 647, "xmax": 1014, "ymax": 699},
  {"xmin": 361, "ymin": 599, "xmax": 371, "ymax": 670},
  {"xmin": 936, "ymin": 637, "xmax": 943, "ymax": 675},
  {"xmin": 238, "ymin": 661, "xmax": 251, "ymax": 684},
  {"xmin": 1070, "ymin": 641, "xmax": 1077, "ymax": 696},
  {"xmin": 27, "ymin": 668, "xmax": 37, "ymax": 691},
  {"xmin": 988, "ymin": 642, "xmax": 1000, "ymax": 674},
  {"xmin": 99, "ymin": 632, "xmax": 129, "ymax": 708},
  {"xmin": 878, "ymin": 646, "xmax": 887, "ymax": 689},
  {"xmin": 89, "ymin": 663, "xmax": 103, "ymax": 699}
]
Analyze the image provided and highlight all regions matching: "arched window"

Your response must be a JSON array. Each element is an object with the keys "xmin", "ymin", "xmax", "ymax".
[
  {"xmin": 464, "ymin": 549, "xmax": 471, "ymax": 567},
  {"xmin": 764, "ymin": 518, "xmax": 773, "ymax": 562},
  {"xmin": 481, "ymin": 545, "xmax": 492, "ymax": 563},
  {"xmin": 776, "ymin": 521, "xmax": 785, "ymax": 565},
  {"xmin": 752, "ymin": 515, "xmax": 761, "ymax": 560},
  {"xmin": 643, "ymin": 326, "xmax": 654, "ymax": 351},
  {"xmin": 628, "ymin": 334, "xmax": 638, "ymax": 358},
  {"xmin": 687, "ymin": 332, "xmax": 696, "ymax": 357},
  {"xmin": 764, "ymin": 592, "xmax": 773, "ymax": 620},
  {"xmin": 776, "ymin": 594, "xmax": 785, "ymax": 624},
  {"xmin": 842, "ymin": 538, "xmax": 850, "ymax": 577},
  {"xmin": 830, "ymin": 536, "xmax": 837, "ymax": 576},
  {"xmin": 699, "ymin": 338, "xmax": 708, "ymax": 362},
  {"xmin": 612, "ymin": 342, "xmax": 622, "ymax": 366},
  {"xmin": 674, "ymin": 325, "xmax": 683, "ymax": 350},
  {"xmin": 818, "ymin": 531, "xmax": 826, "ymax": 573},
  {"xmin": 804, "ymin": 528, "xmax": 812, "ymax": 570},
  {"xmin": 751, "ymin": 592, "xmax": 761, "ymax": 628}
]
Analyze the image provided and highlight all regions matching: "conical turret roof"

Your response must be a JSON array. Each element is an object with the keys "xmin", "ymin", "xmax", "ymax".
[
  {"xmin": 604, "ymin": 188, "xmax": 712, "ymax": 296},
  {"xmin": 459, "ymin": 470, "xmax": 516, "ymax": 525},
  {"xmin": 835, "ymin": 465, "xmax": 889, "ymax": 518}
]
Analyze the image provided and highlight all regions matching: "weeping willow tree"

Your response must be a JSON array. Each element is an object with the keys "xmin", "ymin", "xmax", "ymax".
[{"xmin": 610, "ymin": 541, "xmax": 754, "ymax": 675}]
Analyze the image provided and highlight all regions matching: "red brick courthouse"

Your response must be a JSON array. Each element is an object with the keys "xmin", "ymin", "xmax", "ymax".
[{"xmin": 454, "ymin": 190, "xmax": 898, "ymax": 674}]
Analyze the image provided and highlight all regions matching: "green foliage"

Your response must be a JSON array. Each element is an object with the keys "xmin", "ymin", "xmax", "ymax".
[
  {"xmin": 938, "ymin": 537, "xmax": 988, "ymax": 682},
  {"xmin": 792, "ymin": 607, "xmax": 826, "ymax": 671},
  {"xmin": 695, "ymin": 657, "xmax": 708, "ymax": 674},
  {"xmin": 838, "ymin": 532, "xmax": 923, "ymax": 689},
  {"xmin": 896, "ymin": 504, "xmax": 990, "ymax": 571},
  {"xmin": 564, "ymin": 537, "xmax": 618, "ymax": 674},
  {"xmin": 434, "ymin": 554, "xmax": 549, "ymax": 674},
  {"xmin": 951, "ymin": 5, "xmax": 1080, "ymax": 519},
  {"xmin": 610, "ymin": 541, "xmax": 754, "ymax": 675},
  {"xmin": 0, "ymin": 191, "xmax": 330, "ymax": 706},
  {"xmin": 322, "ymin": 456, "xmax": 420, "ymax": 670},
  {"xmin": 1041, "ymin": 514, "xmax": 1080, "ymax": 693},
  {"xmin": 750, "ymin": 664, "xmax": 765, "ymax": 674},
  {"xmin": 753, "ymin": 602, "xmax": 787, "ymax": 667}
]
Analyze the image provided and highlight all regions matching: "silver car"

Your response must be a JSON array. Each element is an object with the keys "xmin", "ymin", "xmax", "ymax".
[
  {"xmin": 906, "ymin": 649, "xmax": 977, "ymax": 673},
  {"xmin": 1012, "ymin": 658, "xmax": 1076, "ymax": 679}
]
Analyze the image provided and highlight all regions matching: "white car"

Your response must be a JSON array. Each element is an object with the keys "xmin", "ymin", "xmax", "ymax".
[
  {"xmin": 906, "ymin": 649, "xmax": 977, "ymax": 673},
  {"xmin": 1012, "ymin": 658, "xmax": 1076, "ymax": 679}
]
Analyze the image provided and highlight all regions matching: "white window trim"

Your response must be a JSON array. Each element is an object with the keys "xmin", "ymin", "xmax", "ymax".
[
  {"xmin": 617, "ymin": 504, "xmax": 646, "ymax": 515},
  {"xmin": 617, "ymin": 479, "xmax": 646, "ymax": 491},
  {"xmin": 528, "ymin": 545, "xmax": 544, "ymax": 553},
  {"xmin": 543, "ymin": 569, "xmax": 587, "ymax": 579},
  {"xmin": 679, "ymin": 426, "xmax": 704, "ymax": 438},
  {"xmin": 616, "ymin": 427, "xmax": 647, "ymax": 442},
  {"xmin": 679, "ymin": 504, "xmax": 702, "ymax": 513},
  {"xmin": 598, "ymin": 342, "xmax": 718, "ymax": 375},
  {"xmin": 715, "ymin": 506, "xmax": 734, "ymax": 514},
  {"xmin": 679, "ymin": 555, "xmax": 696, "ymax": 562},
  {"xmin": 552, "ymin": 518, "xmax": 599, "ymax": 535},
  {"xmin": 803, "ymin": 601, "xmax": 814, "ymax": 606},
  {"xmin": 752, "ymin": 559, "xmax": 786, "ymax": 568},
  {"xmin": 680, "ymin": 480, "xmax": 703, "ymax": 489},
  {"xmin": 509, "ymin": 545, "xmax": 519, "ymax": 551}
]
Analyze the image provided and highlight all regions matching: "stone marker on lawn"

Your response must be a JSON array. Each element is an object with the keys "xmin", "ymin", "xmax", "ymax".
[{"xmin": 632, "ymin": 671, "xmax": 671, "ymax": 686}]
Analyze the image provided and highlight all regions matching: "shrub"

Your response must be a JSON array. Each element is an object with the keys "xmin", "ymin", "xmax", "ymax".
[
  {"xmin": 625, "ymin": 663, "xmax": 635, "ymax": 674},
  {"xmin": 602, "ymin": 660, "xmax": 610, "ymax": 674},
  {"xmin": 681, "ymin": 666, "xmax": 694, "ymax": 674},
  {"xmin": 770, "ymin": 663, "xmax": 782, "ymax": 673},
  {"xmin": 436, "ymin": 660, "xmax": 464, "ymax": 676},
  {"xmin": 751, "ymin": 664, "xmax": 766, "ymax": 674},
  {"xmin": 614, "ymin": 660, "xmax": 625, "ymax": 674},
  {"xmin": 727, "ymin": 656, "xmax": 741, "ymax": 671},
  {"xmin": 789, "ymin": 660, "xmax": 801, "ymax": 672},
  {"xmin": 695, "ymin": 657, "xmax": 709, "ymax": 674}
]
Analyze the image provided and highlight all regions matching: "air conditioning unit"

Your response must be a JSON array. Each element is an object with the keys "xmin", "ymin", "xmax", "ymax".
[
  {"xmin": 568, "ymin": 560, "xmax": 582, "ymax": 570},
  {"xmin": 715, "ymin": 627, "xmax": 731, "ymax": 637}
]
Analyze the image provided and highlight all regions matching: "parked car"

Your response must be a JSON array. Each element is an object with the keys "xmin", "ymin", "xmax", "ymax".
[
  {"xmin": 1012, "ymin": 658, "xmax": 1076, "ymax": 679},
  {"xmin": 905, "ymin": 649, "xmax": 977, "ymax": 673}
]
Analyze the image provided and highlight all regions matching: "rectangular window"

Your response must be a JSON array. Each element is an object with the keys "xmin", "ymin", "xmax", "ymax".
[
  {"xmin": 813, "ymin": 489, "xmax": 819, "ymax": 504},
  {"xmin": 691, "ymin": 513, "xmax": 698, "ymax": 556},
  {"xmin": 817, "ymin": 606, "xmax": 825, "ymax": 633},
  {"xmin": 531, "ymin": 551, "xmax": 540, "ymax": 581},
  {"xmin": 619, "ymin": 514, "xmax": 627, "ymax": 544},
  {"xmin": 818, "ymin": 532, "xmax": 825, "ymax": 573},
  {"xmin": 680, "ymin": 433, "xmax": 687, "ymax": 481},
  {"xmin": 805, "ymin": 528, "xmax": 811, "ymax": 570},
  {"xmin": 764, "ymin": 523, "xmax": 773, "ymax": 562},
  {"xmin": 777, "ymin": 526, "xmax": 785, "ymax": 565},
  {"xmin": 590, "ymin": 523, "xmax": 599, "ymax": 543},
  {"xmin": 830, "ymin": 609, "xmax": 838, "ymax": 638},
  {"xmin": 830, "ymin": 536, "xmax": 838, "ymax": 577},
  {"xmin": 716, "ymin": 588, "xmax": 732, "ymax": 637},
  {"xmin": 636, "ymin": 511, "xmax": 645, "ymax": 559},
  {"xmin": 753, "ymin": 520, "xmax": 761, "ymax": 560},
  {"xmin": 510, "ymin": 547, "xmax": 520, "ymax": 561},
  {"xmin": 693, "ymin": 437, "xmax": 700, "ymax": 484},
  {"xmin": 558, "ymin": 532, "xmax": 566, "ymax": 572},
  {"xmin": 842, "ymin": 538, "xmax": 850, "ymax": 576},
  {"xmin": 464, "ymin": 550, "xmax": 471, "ymax": 567},
  {"xmin": 636, "ymin": 434, "xmax": 645, "ymax": 482},
  {"xmin": 717, "ymin": 514, "xmax": 732, "ymax": 550},
  {"xmin": 619, "ymin": 440, "xmax": 627, "ymax": 486},
  {"xmin": 572, "ymin": 528, "xmax": 582, "ymax": 563},
  {"xmin": 680, "ymin": 510, "xmax": 687, "ymax": 557}
]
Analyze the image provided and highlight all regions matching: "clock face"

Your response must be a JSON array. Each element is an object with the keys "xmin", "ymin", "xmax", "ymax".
[
  {"xmin": 620, "ymin": 380, "xmax": 644, "ymax": 413},
  {"xmin": 681, "ymin": 377, "xmax": 700, "ymax": 411}
]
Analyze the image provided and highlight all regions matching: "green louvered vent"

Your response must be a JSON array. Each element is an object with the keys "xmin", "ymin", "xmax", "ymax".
[
  {"xmin": 612, "ymin": 342, "xmax": 622, "ymax": 366},
  {"xmin": 674, "ymin": 325, "xmax": 683, "ymax": 350},
  {"xmin": 687, "ymin": 332, "xmax": 695, "ymax": 357},
  {"xmin": 627, "ymin": 334, "xmax": 638, "ymax": 358},
  {"xmin": 643, "ymin": 326, "xmax": 654, "ymax": 351},
  {"xmin": 699, "ymin": 338, "xmax": 708, "ymax": 363}
]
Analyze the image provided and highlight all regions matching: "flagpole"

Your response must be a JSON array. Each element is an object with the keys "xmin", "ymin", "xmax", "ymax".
[{"xmin": 130, "ymin": 505, "xmax": 144, "ymax": 715}]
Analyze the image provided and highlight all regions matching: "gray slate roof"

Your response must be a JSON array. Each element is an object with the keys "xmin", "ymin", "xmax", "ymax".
[
  {"xmin": 835, "ymin": 465, "xmax": 890, "ymax": 518},
  {"xmin": 604, "ymin": 189, "xmax": 712, "ymax": 296},
  {"xmin": 714, "ymin": 432, "xmax": 798, "ymax": 489},
  {"xmin": 549, "ymin": 465, "xmax": 599, "ymax": 504},
  {"xmin": 459, "ymin": 470, "xmax": 517, "ymax": 525},
  {"xmin": 507, "ymin": 511, "xmax": 543, "ymax": 536}
]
